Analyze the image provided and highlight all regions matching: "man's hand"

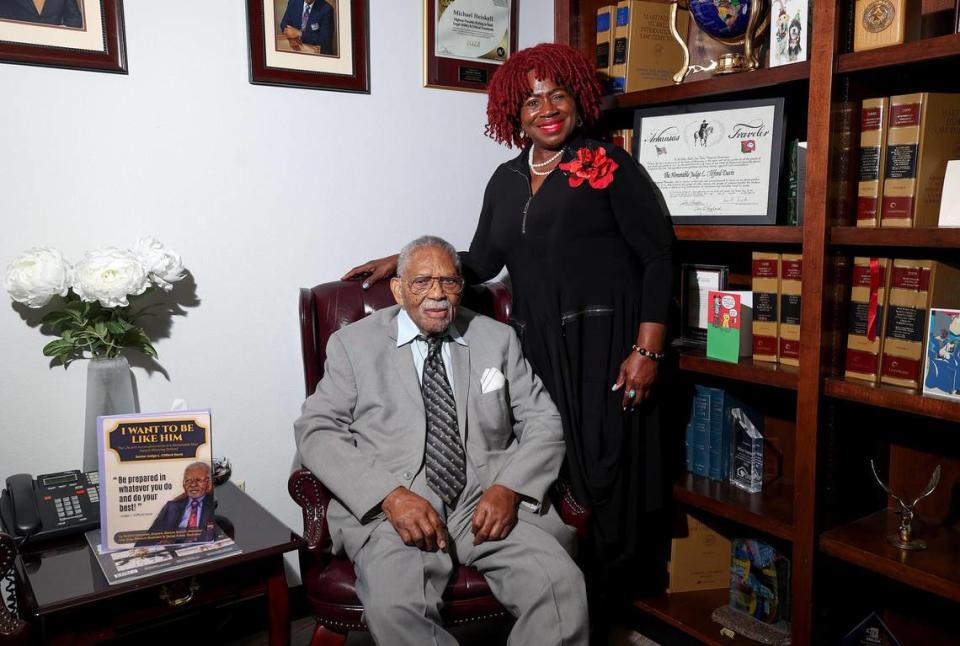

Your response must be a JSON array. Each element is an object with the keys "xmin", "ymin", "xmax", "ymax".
[
  {"xmin": 283, "ymin": 25, "xmax": 303, "ymax": 49},
  {"xmin": 471, "ymin": 484, "xmax": 520, "ymax": 545},
  {"xmin": 382, "ymin": 487, "xmax": 448, "ymax": 552}
]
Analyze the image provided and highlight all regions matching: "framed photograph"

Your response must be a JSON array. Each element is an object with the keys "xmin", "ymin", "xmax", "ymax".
[
  {"xmin": 246, "ymin": 0, "xmax": 369, "ymax": 93},
  {"xmin": 634, "ymin": 97, "xmax": 786, "ymax": 225},
  {"xmin": 0, "ymin": 0, "xmax": 126, "ymax": 73},
  {"xmin": 424, "ymin": 0, "xmax": 517, "ymax": 92},
  {"xmin": 679, "ymin": 263, "xmax": 730, "ymax": 347}
]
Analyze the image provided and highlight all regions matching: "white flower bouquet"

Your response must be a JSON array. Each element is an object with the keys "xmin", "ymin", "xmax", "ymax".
[{"xmin": 5, "ymin": 237, "xmax": 186, "ymax": 366}]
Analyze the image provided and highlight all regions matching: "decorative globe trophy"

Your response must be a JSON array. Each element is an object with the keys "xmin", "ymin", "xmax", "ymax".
[{"xmin": 669, "ymin": 0, "xmax": 770, "ymax": 82}]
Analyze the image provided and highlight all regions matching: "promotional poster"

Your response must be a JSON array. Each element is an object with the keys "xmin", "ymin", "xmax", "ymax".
[{"xmin": 97, "ymin": 410, "xmax": 214, "ymax": 551}]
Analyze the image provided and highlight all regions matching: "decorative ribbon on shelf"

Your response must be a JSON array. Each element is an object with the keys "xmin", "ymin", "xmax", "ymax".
[{"xmin": 866, "ymin": 257, "xmax": 881, "ymax": 342}]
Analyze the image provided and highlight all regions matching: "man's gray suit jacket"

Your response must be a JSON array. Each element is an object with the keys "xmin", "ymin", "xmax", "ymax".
[{"xmin": 294, "ymin": 305, "xmax": 573, "ymax": 560}]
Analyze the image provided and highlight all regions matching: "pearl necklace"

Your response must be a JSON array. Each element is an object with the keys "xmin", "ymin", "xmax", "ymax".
[{"xmin": 528, "ymin": 146, "xmax": 564, "ymax": 176}]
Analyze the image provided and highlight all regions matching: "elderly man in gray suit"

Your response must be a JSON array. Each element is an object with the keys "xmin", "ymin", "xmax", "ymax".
[{"xmin": 295, "ymin": 235, "xmax": 588, "ymax": 645}]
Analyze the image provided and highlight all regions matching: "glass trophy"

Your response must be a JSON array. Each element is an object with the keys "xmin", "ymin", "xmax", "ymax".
[{"xmin": 729, "ymin": 407, "xmax": 763, "ymax": 493}]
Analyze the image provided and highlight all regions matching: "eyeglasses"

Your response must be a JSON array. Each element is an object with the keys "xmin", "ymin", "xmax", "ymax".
[
  {"xmin": 407, "ymin": 275, "xmax": 465, "ymax": 295},
  {"xmin": 183, "ymin": 478, "xmax": 208, "ymax": 486}
]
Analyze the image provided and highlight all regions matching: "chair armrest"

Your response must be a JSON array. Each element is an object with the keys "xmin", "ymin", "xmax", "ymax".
[
  {"xmin": 554, "ymin": 480, "xmax": 591, "ymax": 543},
  {"xmin": 287, "ymin": 468, "xmax": 332, "ymax": 551},
  {"xmin": 0, "ymin": 533, "xmax": 28, "ymax": 643}
]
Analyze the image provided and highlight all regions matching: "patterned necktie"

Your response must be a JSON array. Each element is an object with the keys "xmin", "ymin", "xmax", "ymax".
[
  {"xmin": 187, "ymin": 499, "xmax": 199, "ymax": 529},
  {"xmin": 421, "ymin": 336, "xmax": 466, "ymax": 507},
  {"xmin": 301, "ymin": 3, "xmax": 311, "ymax": 30}
]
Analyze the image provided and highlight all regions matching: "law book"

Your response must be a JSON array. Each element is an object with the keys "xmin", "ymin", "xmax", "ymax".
[
  {"xmin": 880, "ymin": 260, "xmax": 960, "ymax": 388},
  {"xmin": 778, "ymin": 254, "xmax": 802, "ymax": 367},
  {"xmin": 752, "ymin": 252, "xmax": 780, "ymax": 363},
  {"xmin": 853, "ymin": 0, "xmax": 920, "ymax": 52},
  {"xmin": 610, "ymin": 1, "xmax": 631, "ymax": 94},
  {"xmin": 609, "ymin": 0, "xmax": 689, "ymax": 94},
  {"xmin": 688, "ymin": 385, "xmax": 712, "ymax": 477},
  {"xmin": 786, "ymin": 140, "xmax": 807, "ymax": 226},
  {"xmin": 829, "ymin": 101, "xmax": 859, "ymax": 224},
  {"xmin": 880, "ymin": 92, "xmax": 960, "ymax": 227},
  {"xmin": 856, "ymin": 97, "xmax": 889, "ymax": 227},
  {"xmin": 844, "ymin": 257, "xmax": 892, "ymax": 383},
  {"xmin": 666, "ymin": 513, "xmax": 731, "ymax": 594},
  {"xmin": 595, "ymin": 5, "xmax": 615, "ymax": 93}
]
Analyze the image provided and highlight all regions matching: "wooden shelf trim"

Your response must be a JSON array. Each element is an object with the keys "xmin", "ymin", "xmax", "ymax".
[
  {"xmin": 824, "ymin": 378, "xmax": 960, "ymax": 423},
  {"xmin": 837, "ymin": 33, "xmax": 960, "ymax": 74},
  {"xmin": 602, "ymin": 62, "xmax": 810, "ymax": 110},
  {"xmin": 675, "ymin": 225, "xmax": 803, "ymax": 243},
  {"xmin": 674, "ymin": 474, "xmax": 795, "ymax": 542},
  {"xmin": 634, "ymin": 589, "xmax": 757, "ymax": 646},
  {"xmin": 678, "ymin": 351, "xmax": 800, "ymax": 390},
  {"xmin": 820, "ymin": 511, "xmax": 960, "ymax": 604},
  {"xmin": 830, "ymin": 227, "xmax": 960, "ymax": 248}
]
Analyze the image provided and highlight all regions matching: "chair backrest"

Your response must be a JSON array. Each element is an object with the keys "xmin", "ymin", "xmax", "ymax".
[{"xmin": 298, "ymin": 279, "xmax": 511, "ymax": 397}]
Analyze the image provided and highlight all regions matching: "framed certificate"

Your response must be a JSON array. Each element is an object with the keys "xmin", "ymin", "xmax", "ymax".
[
  {"xmin": 634, "ymin": 98, "xmax": 786, "ymax": 225},
  {"xmin": 679, "ymin": 263, "xmax": 730, "ymax": 347},
  {"xmin": 424, "ymin": 0, "xmax": 517, "ymax": 92}
]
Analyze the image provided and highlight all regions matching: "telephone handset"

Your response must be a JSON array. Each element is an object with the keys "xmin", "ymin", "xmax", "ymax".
[{"xmin": 0, "ymin": 470, "xmax": 100, "ymax": 545}]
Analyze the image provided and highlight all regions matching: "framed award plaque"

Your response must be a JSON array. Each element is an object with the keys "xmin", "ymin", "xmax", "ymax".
[
  {"xmin": 634, "ymin": 97, "xmax": 786, "ymax": 225},
  {"xmin": 423, "ymin": 0, "xmax": 518, "ymax": 92}
]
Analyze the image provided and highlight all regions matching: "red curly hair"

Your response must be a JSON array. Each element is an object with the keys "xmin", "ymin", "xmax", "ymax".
[{"xmin": 485, "ymin": 42, "xmax": 602, "ymax": 149}]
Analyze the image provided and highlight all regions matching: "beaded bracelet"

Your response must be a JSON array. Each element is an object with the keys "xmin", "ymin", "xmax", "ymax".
[{"xmin": 631, "ymin": 345, "xmax": 665, "ymax": 362}]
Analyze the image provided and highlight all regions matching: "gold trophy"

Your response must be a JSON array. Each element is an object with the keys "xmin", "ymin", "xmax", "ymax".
[
  {"xmin": 870, "ymin": 459, "xmax": 941, "ymax": 551},
  {"xmin": 670, "ymin": 0, "xmax": 770, "ymax": 83}
]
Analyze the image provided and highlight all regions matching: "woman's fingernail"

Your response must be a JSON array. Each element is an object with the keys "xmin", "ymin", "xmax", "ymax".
[{"xmin": 361, "ymin": 282, "xmax": 369, "ymax": 290}]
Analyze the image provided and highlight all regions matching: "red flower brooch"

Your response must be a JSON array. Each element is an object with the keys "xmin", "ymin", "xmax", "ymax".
[{"xmin": 559, "ymin": 146, "xmax": 618, "ymax": 189}]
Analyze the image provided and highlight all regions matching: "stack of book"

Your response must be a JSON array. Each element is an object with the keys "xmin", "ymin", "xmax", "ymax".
[
  {"xmin": 856, "ymin": 92, "xmax": 960, "ymax": 228},
  {"xmin": 843, "ymin": 258, "xmax": 960, "ymax": 397},
  {"xmin": 596, "ymin": 1, "xmax": 689, "ymax": 94},
  {"xmin": 749, "ymin": 252, "xmax": 803, "ymax": 367},
  {"xmin": 685, "ymin": 385, "xmax": 763, "ymax": 482}
]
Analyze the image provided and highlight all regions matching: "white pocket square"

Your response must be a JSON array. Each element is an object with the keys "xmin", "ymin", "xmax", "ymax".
[{"xmin": 480, "ymin": 367, "xmax": 506, "ymax": 394}]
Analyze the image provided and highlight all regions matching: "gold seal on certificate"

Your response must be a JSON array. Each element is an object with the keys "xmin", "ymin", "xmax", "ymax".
[{"xmin": 435, "ymin": 0, "xmax": 511, "ymax": 65}]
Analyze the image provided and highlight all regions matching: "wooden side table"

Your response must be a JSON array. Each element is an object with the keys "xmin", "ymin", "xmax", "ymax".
[{"xmin": 14, "ymin": 482, "xmax": 303, "ymax": 645}]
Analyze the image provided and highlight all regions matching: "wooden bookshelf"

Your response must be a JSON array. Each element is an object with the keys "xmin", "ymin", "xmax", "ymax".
[
  {"xmin": 633, "ymin": 589, "xmax": 757, "ymax": 646},
  {"xmin": 837, "ymin": 33, "xmax": 960, "ymax": 74},
  {"xmin": 552, "ymin": 1, "xmax": 960, "ymax": 643},
  {"xmin": 824, "ymin": 378, "xmax": 960, "ymax": 424},
  {"xmin": 820, "ymin": 510, "xmax": 960, "ymax": 604},
  {"xmin": 675, "ymin": 226, "xmax": 803, "ymax": 243},
  {"xmin": 602, "ymin": 62, "xmax": 810, "ymax": 110},
  {"xmin": 674, "ymin": 473, "xmax": 795, "ymax": 542},
  {"xmin": 830, "ymin": 227, "xmax": 960, "ymax": 248},
  {"xmin": 678, "ymin": 350, "xmax": 799, "ymax": 391}
]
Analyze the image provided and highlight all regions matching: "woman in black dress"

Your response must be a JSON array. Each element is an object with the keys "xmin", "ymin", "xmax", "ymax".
[{"xmin": 345, "ymin": 42, "xmax": 674, "ymax": 601}]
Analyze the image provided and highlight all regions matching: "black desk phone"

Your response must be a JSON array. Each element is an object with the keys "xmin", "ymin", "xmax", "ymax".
[{"xmin": 0, "ymin": 470, "xmax": 100, "ymax": 544}]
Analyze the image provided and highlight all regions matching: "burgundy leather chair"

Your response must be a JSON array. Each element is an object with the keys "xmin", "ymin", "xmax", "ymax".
[
  {"xmin": 288, "ymin": 279, "xmax": 588, "ymax": 646},
  {"xmin": 0, "ymin": 533, "xmax": 27, "ymax": 646}
]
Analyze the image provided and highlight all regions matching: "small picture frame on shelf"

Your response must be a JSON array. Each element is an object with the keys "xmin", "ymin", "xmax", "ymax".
[
  {"xmin": 922, "ymin": 308, "xmax": 960, "ymax": 402},
  {"xmin": 0, "ymin": 0, "xmax": 126, "ymax": 73},
  {"xmin": 679, "ymin": 263, "xmax": 730, "ymax": 347},
  {"xmin": 768, "ymin": 0, "xmax": 809, "ymax": 68},
  {"xmin": 634, "ymin": 97, "xmax": 786, "ymax": 225}
]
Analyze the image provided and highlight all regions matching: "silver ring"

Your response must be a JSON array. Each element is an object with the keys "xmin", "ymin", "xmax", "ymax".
[{"xmin": 628, "ymin": 389, "xmax": 637, "ymax": 399}]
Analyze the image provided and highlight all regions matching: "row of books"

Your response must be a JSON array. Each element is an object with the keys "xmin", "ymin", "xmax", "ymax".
[
  {"xmin": 685, "ymin": 385, "xmax": 764, "ymax": 492},
  {"xmin": 856, "ymin": 92, "xmax": 960, "ymax": 228},
  {"xmin": 595, "ymin": 1, "xmax": 688, "ymax": 94},
  {"xmin": 751, "ymin": 253, "xmax": 803, "ymax": 366},
  {"xmin": 844, "ymin": 257, "xmax": 960, "ymax": 400}
]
